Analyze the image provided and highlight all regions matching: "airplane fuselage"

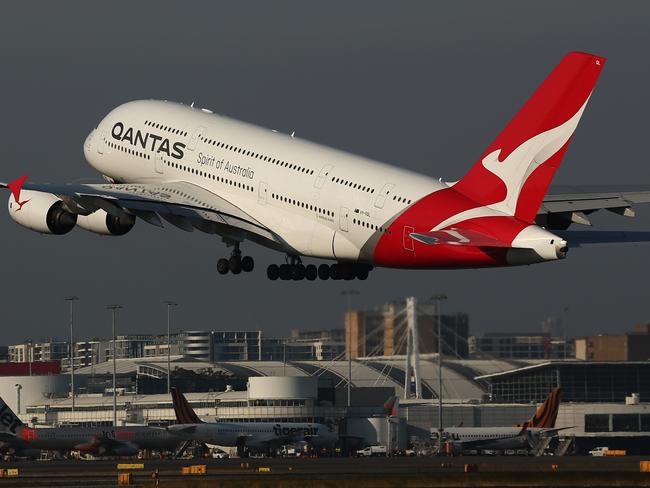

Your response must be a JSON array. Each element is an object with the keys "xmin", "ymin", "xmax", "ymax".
[
  {"xmin": 6, "ymin": 425, "xmax": 179, "ymax": 456},
  {"xmin": 168, "ymin": 421, "xmax": 336, "ymax": 449},
  {"xmin": 7, "ymin": 54, "xmax": 622, "ymax": 278},
  {"xmin": 435, "ymin": 427, "xmax": 546, "ymax": 451},
  {"xmin": 83, "ymin": 100, "xmax": 557, "ymax": 269}
]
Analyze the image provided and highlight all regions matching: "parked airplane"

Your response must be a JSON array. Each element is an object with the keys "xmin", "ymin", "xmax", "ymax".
[
  {"xmin": 4, "ymin": 52, "xmax": 650, "ymax": 280},
  {"xmin": 0, "ymin": 397, "xmax": 179, "ymax": 457},
  {"xmin": 167, "ymin": 388, "xmax": 337, "ymax": 455},
  {"xmin": 432, "ymin": 388, "xmax": 567, "ymax": 453}
]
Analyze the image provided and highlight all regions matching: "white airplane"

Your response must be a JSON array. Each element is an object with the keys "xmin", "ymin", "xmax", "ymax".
[
  {"xmin": 432, "ymin": 388, "xmax": 568, "ymax": 453},
  {"xmin": 167, "ymin": 388, "xmax": 337, "ymax": 456},
  {"xmin": 4, "ymin": 51, "xmax": 650, "ymax": 280}
]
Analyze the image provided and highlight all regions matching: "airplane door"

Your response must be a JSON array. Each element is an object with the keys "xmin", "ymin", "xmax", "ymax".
[
  {"xmin": 403, "ymin": 225, "xmax": 414, "ymax": 251},
  {"xmin": 374, "ymin": 183, "xmax": 395, "ymax": 208},
  {"xmin": 187, "ymin": 126, "xmax": 206, "ymax": 151},
  {"xmin": 315, "ymin": 164, "xmax": 334, "ymax": 189},
  {"xmin": 154, "ymin": 152, "xmax": 164, "ymax": 174},
  {"xmin": 339, "ymin": 206, "xmax": 349, "ymax": 232},
  {"xmin": 97, "ymin": 131, "xmax": 106, "ymax": 155},
  {"xmin": 258, "ymin": 182, "xmax": 268, "ymax": 205}
]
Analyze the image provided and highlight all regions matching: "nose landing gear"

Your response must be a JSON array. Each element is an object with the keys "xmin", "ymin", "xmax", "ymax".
[{"xmin": 216, "ymin": 243, "xmax": 254, "ymax": 275}]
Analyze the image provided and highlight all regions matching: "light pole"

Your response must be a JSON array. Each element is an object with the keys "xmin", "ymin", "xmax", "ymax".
[
  {"xmin": 107, "ymin": 304, "xmax": 123, "ymax": 427},
  {"xmin": 14, "ymin": 384, "xmax": 22, "ymax": 415},
  {"xmin": 341, "ymin": 290, "xmax": 360, "ymax": 408},
  {"xmin": 163, "ymin": 301, "xmax": 178, "ymax": 393},
  {"xmin": 431, "ymin": 293, "xmax": 447, "ymax": 455},
  {"xmin": 283, "ymin": 340, "xmax": 287, "ymax": 376},
  {"xmin": 64, "ymin": 296, "xmax": 79, "ymax": 413},
  {"xmin": 563, "ymin": 306, "xmax": 569, "ymax": 360}
]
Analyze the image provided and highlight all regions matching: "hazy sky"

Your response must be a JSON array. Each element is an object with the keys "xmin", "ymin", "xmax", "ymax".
[{"xmin": 1, "ymin": 1, "xmax": 650, "ymax": 344}]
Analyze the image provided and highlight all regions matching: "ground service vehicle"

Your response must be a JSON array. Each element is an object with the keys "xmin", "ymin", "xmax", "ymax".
[{"xmin": 357, "ymin": 446, "xmax": 388, "ymax": 457}]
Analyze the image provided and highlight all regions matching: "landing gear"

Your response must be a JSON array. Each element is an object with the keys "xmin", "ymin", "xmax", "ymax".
[
  {"xmin": 305, "ymin": 264, "xmax": 318, "ymax": 281},
  {"xmin": 216, "ymin": 243, "xmax": 254, "ymax": 275},
  {"xmin": 241, "ymin": 255, "xmax": 254, "ymax": 272},
  {"xmin": 267, "ymin": 259, "xmax": 372, "ymax": 281}
]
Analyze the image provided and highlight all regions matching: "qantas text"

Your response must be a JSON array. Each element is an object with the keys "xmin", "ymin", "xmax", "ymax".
[{"xmin": 111, "ymin": 122, "xmax": 185, "ymax": 160}]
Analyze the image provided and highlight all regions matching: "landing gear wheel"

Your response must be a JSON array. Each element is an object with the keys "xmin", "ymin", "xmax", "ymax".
[
  {"xmin": 305, "ymin": 264, "xmax": 318, "ymax": 281},
  {"xmin": 330, "ymin": 264, "xmax": 342, "ymax": 280},
  {"xmin": 267, "ymin": 264, "xmax": 279, "ymax": 280},
  {"xmin": 279, "ymin": 264, "xmax": 292, "ymax": 280},
  {"xmin": 343, "ymin": 264, "xmax": 356, "ymax": 280},
  {"xmin": 357, "ymin": 268, "xmax": 369, "ymax": 280},
  {"xmin": 229, "ymin": 256, "xmax": 242, "ymax": 274},
  {"xmin": 241, "ymin": 256, "xmax": 254, "ymax": 272},
  {"xmin": 318, "ymin": 264, "xmax": 330, "ymax": 280},
  {"xmin": 217, "ymin": 258, "xmax": 230, "ymax": 275},
  {"xmin": 292, "ymin": 264, "xmax": 306, "ymax": 281}
]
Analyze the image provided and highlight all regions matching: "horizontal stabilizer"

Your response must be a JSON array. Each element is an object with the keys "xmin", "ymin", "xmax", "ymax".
[
  {"xmin": 410, "ymin": 228, "xmax": 510, "ymax": 248},
  {"xmin": 559, "ymin": 230, "xmax": 650, "ymax": 247}
]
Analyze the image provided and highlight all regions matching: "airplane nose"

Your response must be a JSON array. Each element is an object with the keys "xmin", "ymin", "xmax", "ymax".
[{"xmin": 83, "ymin": 129, "xmax": 96, "ymax": 161}]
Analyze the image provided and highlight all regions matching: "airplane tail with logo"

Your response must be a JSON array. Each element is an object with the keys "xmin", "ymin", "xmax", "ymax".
[
  {"xmin": 0, "ymin": 396, "xmax": 24, "ymax": 439},
  {"xmin": 383, "ymin": 396, "xmax": 399, "ymax": 418},
  {"xmin": 518, "ymin": 388, "xmax": 562, "ymax": 429},
  {"xmin": 452, "ymin": 52, "xmax": 606, "ymax": 224},
  {"xmin": 170, "ymin": 388, "xmax": 203, "ymax": 424}
]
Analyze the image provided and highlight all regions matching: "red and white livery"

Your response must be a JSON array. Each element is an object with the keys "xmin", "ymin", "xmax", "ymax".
[{"xmin": 3, "ymin": 52, "xmax": 650, "ymax": 280}]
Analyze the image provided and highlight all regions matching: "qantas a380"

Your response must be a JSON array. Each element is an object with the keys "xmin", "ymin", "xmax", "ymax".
[{"xmin": 3, "ymin": 52, "xmax": 650, "ymax": 281}]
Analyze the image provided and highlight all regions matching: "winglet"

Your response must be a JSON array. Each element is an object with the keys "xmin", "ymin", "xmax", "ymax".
[{"xmin": 6, "ymin": 175, "xmax": 29, "ymax": 204}]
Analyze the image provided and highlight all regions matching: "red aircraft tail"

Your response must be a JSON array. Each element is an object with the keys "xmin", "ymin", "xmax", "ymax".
[
  {"xmin": 383, "ymin": 396, "xmax": 399, "ymax": 417},
  {"xmin": 453, "ymin": 52, "xmax": 606, "ymax": 223}
]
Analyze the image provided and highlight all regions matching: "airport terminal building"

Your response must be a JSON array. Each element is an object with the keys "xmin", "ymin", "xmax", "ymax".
[{"xmin": 12, "ymin": 355, "xmax": 650, "ymax": 454}]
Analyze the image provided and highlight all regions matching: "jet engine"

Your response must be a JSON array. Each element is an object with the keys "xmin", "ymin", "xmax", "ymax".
[
  {"xmin": 7, "ymin": 190, "xmax": 77, "ymax": 235},
  {"xmin": 77, "ymin": 209, "xmax": 135, "ymax": 236},
  {"xmin": 107, "ymin": 442, "xmax": 140, "ymax": 456}
]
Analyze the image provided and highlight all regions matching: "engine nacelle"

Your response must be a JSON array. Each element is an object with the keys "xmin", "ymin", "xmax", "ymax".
[
  {"xmin": 108, "ymin": 442, "xmax": 140, "ymax": 456},
  {"xmin": 76, "ymin": 209, "xmax": 135, "ymax": 236},
  {"xmin": 7, "ymin": 190, "xmax": 77, "ymax": 235}
]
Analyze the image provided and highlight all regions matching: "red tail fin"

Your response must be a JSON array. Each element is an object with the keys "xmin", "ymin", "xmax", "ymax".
[
  {"xmin": 453, "ymin": 52, "xmax": 605, "ymax": 223},
  {"xmin": 383, "ymin": 396, "xmax": 399, "ymax": 417}
]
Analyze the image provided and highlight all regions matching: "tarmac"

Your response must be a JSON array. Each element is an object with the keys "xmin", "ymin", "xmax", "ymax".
[{"xmin": 1, "ymin": 455, "xmax": 650, "ymax": 487}]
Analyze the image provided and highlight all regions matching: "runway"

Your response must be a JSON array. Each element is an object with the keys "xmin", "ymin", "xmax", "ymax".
[{"xmin": 1, "ymin": 456, "xmax": 650, "ymax": 487}]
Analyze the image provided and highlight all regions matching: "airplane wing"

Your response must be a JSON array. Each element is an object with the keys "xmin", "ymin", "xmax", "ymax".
[
  {"xmin": 0, "ymin": 179, "xmax": 283, "ymax": 248},
  {"xmin": 539, "ymin": 185, "xmax": 650, "ymax": 228},
  {"xmin": 538, "ymin": 426, "xmax": 575, "ymax": 437},
  {"xmin": 444, "ymin": 435, "xmax": 520, "ymax": 451},
  {"xmin": 557, "ymin": 230, "xmax": 650, "ymax": 247}
]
